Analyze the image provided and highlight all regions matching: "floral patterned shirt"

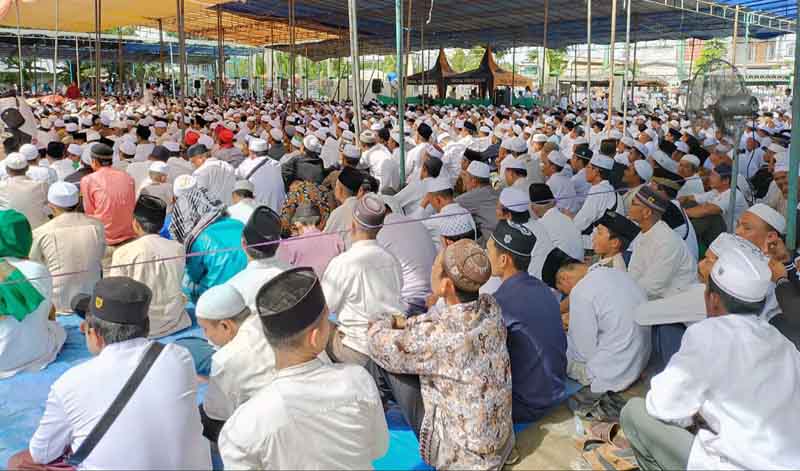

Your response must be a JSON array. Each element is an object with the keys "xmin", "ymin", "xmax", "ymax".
[{"xmin": 368, "ymin": 294, "xmax": 514, "ymax": 470}]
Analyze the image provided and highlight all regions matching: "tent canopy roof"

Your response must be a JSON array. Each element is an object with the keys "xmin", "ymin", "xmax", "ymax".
[{"xmin": 406, "ymin": 48, "xmax": 456, "ymax": 85}]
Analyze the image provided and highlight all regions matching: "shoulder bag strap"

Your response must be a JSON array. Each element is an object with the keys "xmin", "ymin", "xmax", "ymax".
[
  {"xmin": 245, "ymin": 156, "xmax": 272, "ymax": 180},
  {"xmin": 66, "ymin": 342, "xmax": 165, "ymax": 467}
]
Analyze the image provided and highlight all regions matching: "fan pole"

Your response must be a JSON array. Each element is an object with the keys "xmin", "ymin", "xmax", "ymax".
[
  {"xmin": 347, "ymin": 0, "xmax": 363, "ymax": 145},
  {"xmin": 396, "ymin": 0, "xmax": 406, "ymax": 185},
  {"xmin": 786, "ymin": 21, "xmax": 800, "ymax": 251},
  {"xmin": 726, "ymin": 126, "xmax": 743, "ymax": 233},
  {"xmin": 585, "ymin": 0, "xmax": 591, "ymax": 127}
]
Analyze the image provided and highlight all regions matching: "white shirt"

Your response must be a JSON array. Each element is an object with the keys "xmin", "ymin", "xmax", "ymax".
[
  {"xmin": 29, "ymin": 212, "xmax": 106, "ymax": 313},
  {"xmin": 523, "ymin": 218, "xmax": 556, "ymax": 280},
  {"xmin": 27, "ymin": 163, "xmax": 58, "ymax": 185},
  {"xmin": 236, "ymin": 156, "xmax": 286, "ymax": 213},
  {"xmin": 321, "ymin": 240, "xmax": 404, "ymax": 355},
  {"xmin": 676, "ymin": 174, "xmax": 705, "ymax": 199},
  {"xmin": 320, "ymin": 136, "xmax": 340, "ymax": 168},
  {"xmin": 547, "ymin": 168, "xmax": 580, "ymax": 215},
  {"xmin": 377, "ymin": 213, "xmax": 437, "ymax": 305},
  {"xmin": 738, "ymin": 147, "xmax": 764, "ymax": 179},
  {"xmin": 193, "ymin": 157, "xmax": 237, "ymax": 206},
  {"xmin": 134, "ymin": 142, "xmax": 155, "ymax": 162},
  {"xmin": 126, "ymin": 160, "xmax": 152, "ymax": 190},
  {"xmin": 204, "ymin": 314, "xmax": 278, "ymax": 421},
  {"xmin": 392, "ymin": 177, "xmax": 429, "ymax": 216},
  {"xmin": 567, "ymin": 267, "xmax": 651, "ymax": 393},
  {"xmin": 628, "ymin": 220, "xmax": 698, "ymax": 300},
  {"xmin": 50, "ymin": 159, "xmax": 77, "ymax": 181},
  {"xmin": 0, "ymin": 175, "xmax": 49, "ymax": 229},
  {"xmin": 362, "ymin": 144, "xmax": 400, "ymax": 192},
  {"xmin": 227, "ymin": 257, "xmax": 294, "ymax": 312},
  {"xmin": 29, "ymin": 339, "xmax": 212, "ymax": 470},
  {"xmin": 166, "ymin": 157, "xmax": 194, "ymax": 182},
  {"xmin": 219, "ymin": 358, "xmax": 388, "ymax": 470},
  {"xmin": 227, "ymin": 199, "xmax": 258, "ymax": 226},
  {"xmin": 108, "ymin": 234, "xmax": 190, "ymax": 338},
  {"xmin": 694, "ymin": 187, "xmax": 748, "ymax": 231},
  {"xmin": 572, "ymin": 180, "xmax": 624, "ymax": 249},
  {"xmin": 324, "ymin": 196, "xmax": 359, "ymax": 249},
  {"xmin": 646, "ymin": 315, "xmax": 800, "ymax": 470},
  {"xmin": 0, "ymin": 258, "xmax": 65, "ymax": 379},
  {"xmin": 571, "ymin": 168, "xmax": 591, "ymax": 209},
  {"xmin": 539, "ymin": 207, "xmax": 584, "ymax": 260},
  {"xmin": 441, "ymin": 142, "xmax": 466, "ymax": 186},
  {"xmin": 405, "ymin": 142, "xmax": 427, "ymax": 183}
]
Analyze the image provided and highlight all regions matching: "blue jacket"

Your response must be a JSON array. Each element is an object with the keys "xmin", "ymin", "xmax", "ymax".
[
  {"xmin": 493, "ymin": 272, "xmax": 567, "ymax": 422},
  {"xmin": 184, "ymin": 217, "xmax": 248, "ymax": 303}
]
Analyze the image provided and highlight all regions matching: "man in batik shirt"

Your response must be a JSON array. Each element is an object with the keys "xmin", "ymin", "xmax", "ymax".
[{"xmin": 368, "ymin": 239, "xmax": 514, "ymax": 470}]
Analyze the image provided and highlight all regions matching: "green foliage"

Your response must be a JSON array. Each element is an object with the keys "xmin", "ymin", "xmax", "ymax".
[
  {"xmin": 546, "ymin": 48, "xmax": 568, "ymax": 77},
  {"xmin": 694, "ymin": 38, "xmax": 727, "ymax": 74}
]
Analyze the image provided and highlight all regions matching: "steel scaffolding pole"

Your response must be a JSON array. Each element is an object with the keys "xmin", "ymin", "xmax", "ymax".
[
  {"xmin": 608, "ymin": 0, "xmax": 617, "ymax": 119},
  {"xmin": 622, "ymin": 0, "xmax": 631, "ymax": 119},
  {"xmin": 217, "ymin": 5, "xmax": 224, "ymax": 97},
  {"xmin": 176, "ymin": 0, "xmax": 187, "ymax": 100},
  {"xmin": 585, "ymin": 0, "xmax": 591, "ymax": 126},
  {"xmin": 15, "ymin": 0, "xmax": 23, "ymax": 93},
  {"xmin": 786, "ymin": 19, "xmax": 800, "ymax": 250},
  {"xmin": 75, "ymin": 36, "xmax": 80, "ymax": 91},
  {"xmin": 159, "ymin": 19, "xmax": 165, "ymax": 80},
  {"xmin": 396, "ymin": 0, "xmax": 406, "ymax": 184},
  {"xmin": 731, "ymin": 5, "xmax": 740, "ymax": 66},
  {"xmin": 94, "ymin": 0, "xmax": 101, "ymax": 111},
  {"xmin": 541, "ymin": 0, "xmax": 548, "ymax": 93},
  {"xmin": 53, "ymin": 0, "xmax": 59, "ymax": 95},
  {"xmin": 348, "ymin": 0, "xmax": 363, "ymax": 144},
  {"xmin": 289, "ymin": 0, "xmax": 296, "ymax": 110}
]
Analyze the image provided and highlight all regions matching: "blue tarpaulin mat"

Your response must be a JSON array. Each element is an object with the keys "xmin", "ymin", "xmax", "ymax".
[{"xmin": 1, "ymin": 315, "xmax": 582, "ymax": 469}]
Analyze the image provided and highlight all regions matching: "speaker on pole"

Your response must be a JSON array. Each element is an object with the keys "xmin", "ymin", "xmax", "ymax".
[
  {"xmin": 371, "ymin": 78, "xmax": 383, "ymax": 93},
  {"xmin": 193, "ymin": 79, "xmax": 201, "ymax": 90},
  {"xmin": 241, "ymin": 78, "xmax": 249, "ymax": 90}
]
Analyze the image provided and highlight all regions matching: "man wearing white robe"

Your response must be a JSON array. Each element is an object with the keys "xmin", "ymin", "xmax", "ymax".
[
  {"xmin": 236, "ymin": 138, "xmax": 286, "ymax": 214},
  {"xmin": 571, "ymin": 153, "xmax": 625, "ymax": 250},
  {"xmin": 189, "ymin": 143, "xmax": 237, "ymax": 206}
]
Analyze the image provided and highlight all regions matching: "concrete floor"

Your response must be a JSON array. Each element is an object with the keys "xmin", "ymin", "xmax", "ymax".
[{"xmin": 509, "ymin": 381, "xmax": 649, "ymax": 470}]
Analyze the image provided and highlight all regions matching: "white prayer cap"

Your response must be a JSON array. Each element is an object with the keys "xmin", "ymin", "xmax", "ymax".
[
  {"xmin": 710, "ymin": 243, "xmax": 771, "ymax": 303},
  {"xmin": 47, "ymin": 181, "xmax": 79, "ymax": 208},
  {"xmin": 19, "ymin": 143, "xmax": 39, "ymax": 161},
  {"xmin": 426, "ymin": 176, "xmax": 453, "ymax": 193},
  {"xmin": 67, "ymin": 143, "xmax": 83, "ymax": 156},
  {"xmin": 634, "ymin": 160, "xmax": 653, "ymax": 182},
  {"xmin": 675, "ymin": 141, "xmax": 689, "ymax": 153},
  {"xmin": 164, "ymin": 141, "xmax": 180, "ymax": 153},
  {"xmin": 708, "ymin": 233, "xmax": 748, "ymax": 258},
  {"xmin": 4, "ymin": 152, "xmax": 27, "ymax": 170},
  {"xmin": 501, "ymin": 155, "xmax": 526, "ymax": 172},
  {"xmin": 436, "ymin": 132, "xmax": 450, "ymax": 145},
  {"xmin": 703, "ymin": 136, "xmax": 719, "ymax": 147},
  {"xmin": 651, "ymin": 150, "xmax": 679, "ymax": 174},
  {"xmin": 589, "ymin": 153, "xmax": 614, "ymax": 171},
  {"xmin": 39, "ymin": 118, "xmax": 52, "ymax": 130},
  {"xmin": 500, "ymin": 137, "xmax": 515, "ymax": 151},
  {"xmin": 173, "ymin": 174, "xmax": 197, "ymax": 197},
  {"xmin": 532, "ymin": 133, "xmax": 548, "ymax": 143},
  {"xmin": 269, "ymin": 128, "xmax": 284, "ymax": 142},
  {"xmin": 54, "ymin": 119, "xmax": 65, "ymax": 128},
  {"xmin": 234, "ymin": 179, "xmax": 255, "ymax": 193},
  {"xmin": 681, "ymin": 154, "xmax": 701, "ymax": 168},
  {"xmin": 747, "ymin": 203, "xmax": 786, "ymax": 235},
  {"xmin": 621, "ymin": 136, "xmax": 636, "ymax": 147},
  {"xmin": 608, "ymin": 130, "xmax": 623, "ymax": 140},
  {"xmin": 337, "ymin": 121, "xmax": 349, "ymax": 131},
  {"xmin": 479, "ymin": 125, "xmax": 492, "ymax": 134},
  {"xmin": 715, "ymin": 143, "xmax": 731, "ymax": 154},
  {"xmin": 196, "ymin": 284, "xmax": 249, "ymax": 320},
  {"xmin": 440, "ymin": 210, "xmax": 477, "ymax": 238},
  {"xmin": 548, "ymin": 150, "xmax": 569, "ymax": 168},
  {"xmin": 154, "ymin": 121, "xmax": 167, "ymax": 129},
  {"xmin": 370, "ymin": 122, "xmax": 383, "ymax": 131},
  {"xmin": 342, "ymin": 144, "xmax": 360, "ymax": 160},
  {"xmin": 86, "ymin": 131, "xmax": 101, "ymax": 143},
  {"xmin": 499, "ymin": 187, "xmax": 529, "ymax": 212},
  {"xmin": 511, "ymin": 137, "xmax": 528, "ymax": 153},
  {"xmin": 633, "ymin": 142, "xmax": 649, "ymax": 158},
  {"xmin": 119, "ymin": 140, "xmax": 136, "ymax": 156},
  {"xmin": 65, "ymin": 122, "xmax": 79, "ymax": 133},
  {"xmin": 547, "ymin": 135, "xmax": 560, "ymax": 144},
  {"xmin": 198, "ymin": 134, "xmax": 214, "ymax": 148},
  {"xmin": 248, "ymin": 138, "xmax": 268, "ymax": 153},
  {"xmin": 467, "ymin": 161, "xmax": 491, "ymax": 179},
  {"xmin": 295, "ymin": 126, "xmax": 306, "ymax": 135},
  {"xmin": 767, "ymin": 142, "xmax": 787, "ymax": 155},
  {"xmin": 426, "ymin": 144, "xmax": 443, "ymax": 159},
  {"xmin": 149, "ymin": 161, "xmax": 168, "ymax": 175},
  {"xmin": 614, "ymin": 153, "xmax": 631, "ymax": 167}
]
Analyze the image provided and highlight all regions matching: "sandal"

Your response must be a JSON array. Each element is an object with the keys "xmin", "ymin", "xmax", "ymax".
[{"xmin": 582, "ymin": 443, "xmax": 638, "ymax": 471}]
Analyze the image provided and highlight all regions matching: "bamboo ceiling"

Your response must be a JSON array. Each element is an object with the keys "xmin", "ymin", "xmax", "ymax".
[{"xmin": 159, "ymin": 8, "xmax": 339, "ymax": 47}]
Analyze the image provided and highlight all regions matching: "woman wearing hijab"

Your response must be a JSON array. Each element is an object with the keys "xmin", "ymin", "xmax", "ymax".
[
  {"xmin": 0, "ymin": 209, "xmax": 66, "ymax": 378},
  {"xmin": 170, "ymin": 175, "xmax": 247, "ymax": 304}
]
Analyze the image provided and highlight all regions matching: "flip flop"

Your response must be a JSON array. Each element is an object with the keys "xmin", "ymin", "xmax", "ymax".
[{"xmin": 582, "ymin": 443, "xmax": 638, "ymax": 471}]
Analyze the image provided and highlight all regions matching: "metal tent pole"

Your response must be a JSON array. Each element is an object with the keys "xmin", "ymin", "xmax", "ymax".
[
  {"xmin": 159, "ymin": 19, "xmax": 165, "ymax": 81},
  {"xmin": 573, "ymin": 45, "xmax": 577, "ymax": 104},
  {"xmin": 348, "ymin": 0, "xmax": 363, "ymax": 144},
  {"xmin": 289, "ymin": 0, "xmax": 296, "ymax": 110},
  {"xmin": 731, "ymin": 5, "xmax": 740, "ymax": 66},
  {"xmin": 541, "ymin": 0, "xmax": 548, "ymax": 93},
  {"xmin": 94, "ymin": 0, "xmax": 101, "ymax": 111},
  {"xmin": 14, "ymin": 0, "xmax": 23, "ymax": 94},
  {"xmin": 117, "ymin": 31, "xmax": 123, "ymax": 95},
  {"xmin": 585, "ymin": 0, "xmax": 591, "ymax": 125},
  {"xmin": 622, "ymin": 0, "xmax": 631, "ymax": 120},
  {"xmin": 608, "ymin": 0, "xmax": 617, "ymax": 119},
  {"xmin": 786, "ymin": 20, "xmax": 800, "ymax": 250},
  {"xmin": 53, "ymin": 0, "xmax": 59, "ymax": 95},
  {"xmin": 396, "ymin": 0, "xmax": 405, "ymax": 184},
  {"xmin": 511, "ymin": 41, "xmax": 516, "ymax": 103},
  {"xmin": 176, "ymin": 0, "xmax": 186, "ymax": 100},
  {"xmin": 403, "ymin": 0, "xmax": 413, "ymax": 96},
  {"xmin": 217, "ymin": 5, "xmax": 224, "ymax": 97},
  {"xmin": 631, "ymin": 40, "xmax": 637, "ymax": 107},
  {"xmin": 169, "ymin": 41, "xmax": 176, "ymax": 99}
]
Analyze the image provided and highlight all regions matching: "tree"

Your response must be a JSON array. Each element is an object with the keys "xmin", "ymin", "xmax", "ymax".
[
  {"xmin": 694, "ymin": 38, "xmax": 727, "ymax": 74},
  {"xmin": 450, "ymin": 49, "xmax": 468, "ymax": 72},
  {"xmin": 546, "ymin": 48, "xmax": 568, "ymax": 78}
]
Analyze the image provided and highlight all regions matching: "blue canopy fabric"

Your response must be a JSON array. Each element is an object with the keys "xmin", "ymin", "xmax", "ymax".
[{"xmin": 218, "ymin": 0, "xmax": 794, "ymax": 60}]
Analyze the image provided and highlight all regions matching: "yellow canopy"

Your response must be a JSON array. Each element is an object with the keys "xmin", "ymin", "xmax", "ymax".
[{"xmin": 0, "ymin": 0, "xmax": 225, "ymax": 32}]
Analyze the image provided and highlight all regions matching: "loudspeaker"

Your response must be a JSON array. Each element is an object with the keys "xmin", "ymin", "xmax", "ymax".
[
  {"xmin": 193, "ymin": 79, "xmax": 201, "ymax": 90},
  {"xmin": 279, "ymin": 78, "xmax": 288, "ymax": 91},
  {"xmin": 371, "ymin": 79, "xmax": 383, "ymax": 93},
  {"xmin": 494, "ymin": 88, "xmax": 511, "ymax": 107},
  {"xmin": 241, "ymin": 78, "xmax": 249, "ymax": 90}
]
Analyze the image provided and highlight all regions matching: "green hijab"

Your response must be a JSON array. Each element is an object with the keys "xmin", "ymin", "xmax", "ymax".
[{"xmin": 0, "ymin": 210, "xmax": 44, "ymax": 321}]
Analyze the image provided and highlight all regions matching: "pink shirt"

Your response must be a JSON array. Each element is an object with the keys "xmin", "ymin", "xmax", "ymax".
[
  {"xmin": 81, "ymin": 166, "xmax": 137, "ymax": 245},
  {"xmin": 277, "ymin": 226, "xmax": 344, "ymax": 277}
]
